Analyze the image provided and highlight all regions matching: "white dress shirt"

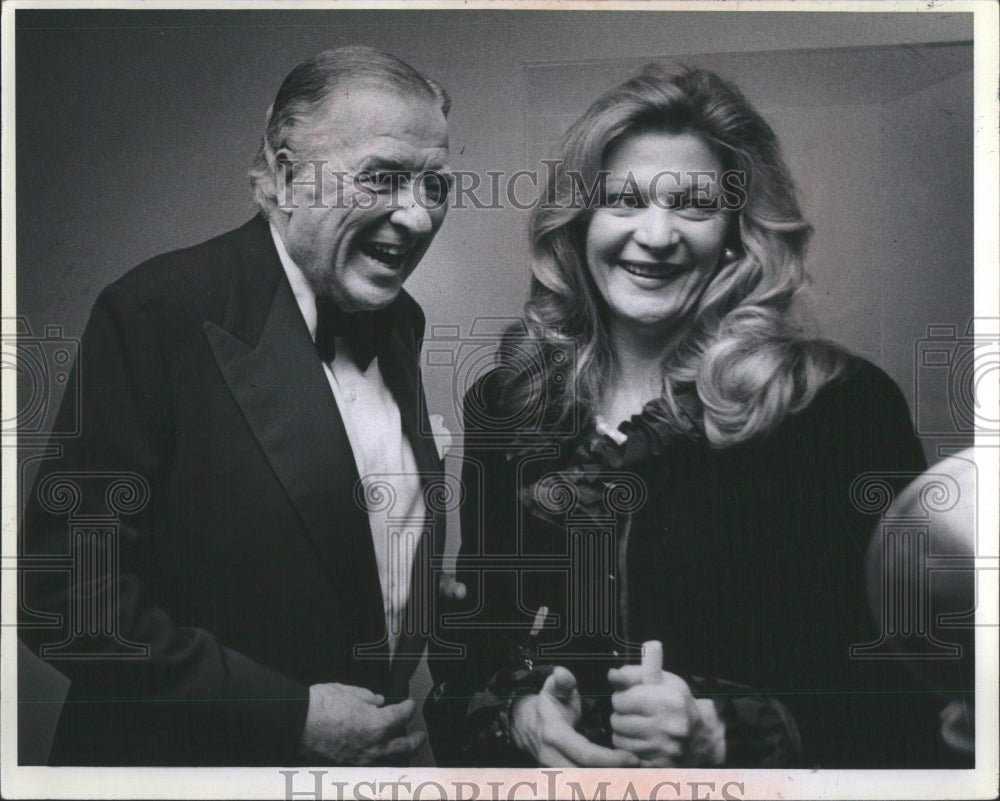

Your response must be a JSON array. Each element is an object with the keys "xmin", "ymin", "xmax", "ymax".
[{"xmin": 270, "ymin": 223, "xmax": 424, "ymax": 657}]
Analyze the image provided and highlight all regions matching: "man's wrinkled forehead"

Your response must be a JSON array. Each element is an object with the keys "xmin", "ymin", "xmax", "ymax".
[{"xmin": 311, "ymin": 81, "xmax": 448, "ymax": 150}]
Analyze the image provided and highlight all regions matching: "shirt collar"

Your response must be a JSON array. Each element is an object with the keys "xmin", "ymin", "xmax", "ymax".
[{"xmin": 269, "ymin": 220, "xmax": 318, "ymax": 340}]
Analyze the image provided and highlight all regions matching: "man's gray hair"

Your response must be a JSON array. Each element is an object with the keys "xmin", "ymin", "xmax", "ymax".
[{"xmin": 249, "ymin": 45, "xmax": 450, "ymax": 216}]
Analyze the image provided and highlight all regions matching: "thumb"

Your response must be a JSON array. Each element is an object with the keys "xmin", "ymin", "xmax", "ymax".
[
  {"xmin": 439, "ymin": 574, "xmax": 467, "ymax": 601},
  {"xmin": 641, "ymin": 640, "xmax": 664, "ymax": 685},
  {"xmin": 542, "ymin": 666, "xmax": 578, "ymax": 702}
]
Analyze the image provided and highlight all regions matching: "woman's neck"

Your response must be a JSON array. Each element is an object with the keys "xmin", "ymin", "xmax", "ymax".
[{"xmin": 597, "ymin": 319, "xmax": 675, "ymax": 426}]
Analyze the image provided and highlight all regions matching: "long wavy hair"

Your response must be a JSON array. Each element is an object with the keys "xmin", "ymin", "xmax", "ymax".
[{"xmin": 499, "ymin": 65, "xmax": 846, "ymax": 446}]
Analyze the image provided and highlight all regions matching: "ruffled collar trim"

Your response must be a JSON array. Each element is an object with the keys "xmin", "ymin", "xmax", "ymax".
[{"xmin": 509, "ymin": 397, "xmax": 689, "ymax": 525}]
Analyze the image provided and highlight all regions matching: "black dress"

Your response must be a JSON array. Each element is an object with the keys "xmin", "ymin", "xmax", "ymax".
[{"xmin": 426, "ymin": 356, "xmax": 971, "ymax": 768}]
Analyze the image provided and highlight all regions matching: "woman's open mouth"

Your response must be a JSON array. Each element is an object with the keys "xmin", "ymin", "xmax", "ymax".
[{"xmin": 618, "ymin": 260, "xmax": 685, "ymax": 280}]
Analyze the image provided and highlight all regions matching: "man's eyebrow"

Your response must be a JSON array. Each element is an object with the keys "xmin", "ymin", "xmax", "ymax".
[
  {"xmin": 356, "ymin": 153, "xmax": 453, "ymax": 174},
  {"xmin": 356, "ymin": 157, "xmax": 413, "ymax": 174}
]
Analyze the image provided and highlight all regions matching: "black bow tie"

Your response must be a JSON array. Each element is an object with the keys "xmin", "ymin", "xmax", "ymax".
[{"xmin": 314, "ymin": 297, "xmax": 389, "ymax": 371}]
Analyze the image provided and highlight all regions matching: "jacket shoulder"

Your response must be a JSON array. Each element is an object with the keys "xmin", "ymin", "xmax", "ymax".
[{"xmin": 110, "ymin": 217, "xmax": 273, "ymax": 316}]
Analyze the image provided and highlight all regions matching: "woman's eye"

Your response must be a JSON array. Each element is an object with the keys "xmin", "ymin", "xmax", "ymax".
[
  {"xmin": 673, "ymin": 195, "xmax": 722, "ymax": 219},
  {"xmin": 676, "ymin": 205, "xmax": 719, "ymax": 220}
]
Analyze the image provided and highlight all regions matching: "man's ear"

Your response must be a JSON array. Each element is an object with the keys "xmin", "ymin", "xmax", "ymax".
[
  {"xmin": 275, "ymin": 148, "xmax": 295, "ymax": 182},
  {"xmin": 272, "ymin": 149, "xmax": 297, "ymax": 212}
]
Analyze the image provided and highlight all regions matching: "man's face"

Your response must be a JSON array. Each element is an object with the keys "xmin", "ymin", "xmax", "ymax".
[{"xmin": 275, "ymin": 86, "xmax": 451, "ymax": 310}]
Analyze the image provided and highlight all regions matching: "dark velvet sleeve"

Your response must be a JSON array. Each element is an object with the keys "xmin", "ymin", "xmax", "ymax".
[
  {"xmin": 425, "ymin": 372, "xmax": 804, "ymax": 767},
  {"xmin": 772, "ymin": 358, "xmax": 969, "ymax": 768}
]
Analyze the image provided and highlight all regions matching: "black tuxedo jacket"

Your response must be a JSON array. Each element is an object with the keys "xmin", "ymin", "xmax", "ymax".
[{"xmin": 20, "ymin": 216, "xmax": 445, "ymax": 765}]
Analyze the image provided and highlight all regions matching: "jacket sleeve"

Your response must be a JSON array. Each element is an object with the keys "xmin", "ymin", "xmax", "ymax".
[
  {"xmin": 775, "ymin": 359, "xmax": 968, "ymax": 768},
  {"xmin": 19, "ymin": 281, "xmax": 309, "ymax": 766}
]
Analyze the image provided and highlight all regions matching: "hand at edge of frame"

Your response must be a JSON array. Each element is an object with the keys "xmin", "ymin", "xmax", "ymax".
[
  {"xmin": 607, "ymin": 665, "xmax": 726, "ymax": 767},
  {"xmin": 299, "ymin": 683, "xmax": 424, "ymax": 765},
  {"xmin": 510, "ymin": 665, "xmax": 640, "ymax": 768}
]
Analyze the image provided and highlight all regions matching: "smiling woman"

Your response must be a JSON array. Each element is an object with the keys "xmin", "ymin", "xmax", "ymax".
[
  {"xmin": 584, "ymin": 131, "xmax": 732, "ymax": 423},
  {"xmin": 425, "ymin": 65, "xmax": 971, "ymax": 769}
]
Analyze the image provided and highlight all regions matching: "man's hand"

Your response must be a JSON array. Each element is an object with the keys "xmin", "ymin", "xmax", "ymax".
[
  {"xmin": 510, "ymin": 666, "xmax": 640, "ymax": 767},
  {"xmin": 299, "ymin": 683, "xmax": 424, "ymax": 765},
  {"xmin": 607, "ymin": 665, "xmax": 726, "ymax": 767}
]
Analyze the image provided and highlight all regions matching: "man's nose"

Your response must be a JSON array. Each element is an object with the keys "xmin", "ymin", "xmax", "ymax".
[
  {"xmin": 633, "ymin": 206, "xmax": 680, "ymax": 251},
  {"xmin": 389, "ymin": 185, "xmax": 435, "ymax": 236}
]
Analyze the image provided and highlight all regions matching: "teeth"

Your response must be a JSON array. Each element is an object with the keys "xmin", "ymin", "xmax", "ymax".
[
  {"xmin": 620, "ymin": 261, "xmax": 679, "ymax": 279},
  {"xmin": 360, "ymin": 242, "xmax": 409, "ymax": 266}
]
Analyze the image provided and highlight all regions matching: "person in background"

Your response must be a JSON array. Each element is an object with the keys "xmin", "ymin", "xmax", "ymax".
[{"xmin": 864, "ymin": 449, "xmax": 978, "ymax": 759}]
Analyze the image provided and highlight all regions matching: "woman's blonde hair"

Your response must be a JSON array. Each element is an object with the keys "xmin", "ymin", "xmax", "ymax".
[{"xmin": 501, "ymin": 65, "xmax": 845, "ymax": 446}]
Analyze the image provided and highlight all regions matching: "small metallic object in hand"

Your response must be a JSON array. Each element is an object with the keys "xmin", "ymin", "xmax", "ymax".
[
  {"xmin": 530, "ymin": 606, "xmax": 548, "ymax": 639},
  {"xmin": 641, "ymin": 640, "xmax": 663, "ymax": 685}
]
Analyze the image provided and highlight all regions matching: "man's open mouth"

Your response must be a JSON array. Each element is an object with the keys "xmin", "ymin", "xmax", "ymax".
[{"xmin": 360, "ymin": 242, "xmax": 410, "ymax": 269}]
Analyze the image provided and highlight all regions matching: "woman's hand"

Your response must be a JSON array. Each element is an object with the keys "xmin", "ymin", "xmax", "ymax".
[
  {"xmin": 510, "ymin": 666, "xmax": 640, "ymax": 767},
  {"xmin": 607, "ymin": 665, "xmax": 726, "ymax": 767},
  {"xmin": 438, "ymin": 572, "xmax": 467, "ymax": 602}
]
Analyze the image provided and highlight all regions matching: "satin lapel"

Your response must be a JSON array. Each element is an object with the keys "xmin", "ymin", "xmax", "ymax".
[
  {"xmin": 379, "ymin": 323, "xmax": 448, "ymax": 694},
  {"xmin": 379, "ymin": 325, "xmax": 443, "ymax": 480},
  {"xmin": 204, "ymin": 273, "xmax": 387, "ymax": 653}
]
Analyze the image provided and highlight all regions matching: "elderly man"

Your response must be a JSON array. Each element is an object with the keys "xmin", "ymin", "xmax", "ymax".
[{"xmin": 20, "ymin": 46, "xmax": 452, "ymax": 766}]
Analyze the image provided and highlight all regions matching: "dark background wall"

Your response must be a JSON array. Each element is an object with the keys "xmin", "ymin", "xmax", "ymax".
[
  {"xmin": 12, "ymin": 8, "xmax": 976, "ymax": 766},
  {"xmin": 15, "ymin": 9, "xmax": 974, "ymax": 451}
]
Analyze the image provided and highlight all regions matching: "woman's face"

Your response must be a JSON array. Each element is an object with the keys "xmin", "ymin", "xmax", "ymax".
[{"xmin": 584, "ymin": 130, "xmax": 731, "ymax": 338}]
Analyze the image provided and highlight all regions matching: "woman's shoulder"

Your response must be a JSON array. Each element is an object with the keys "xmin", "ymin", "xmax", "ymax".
[
  {"xmin": 811, "ymin": 353, "xmax": 910, "ymax": 417},
  {"xmin": 780, "ymin": 351, "xmax": 925, "ymax": 470}
]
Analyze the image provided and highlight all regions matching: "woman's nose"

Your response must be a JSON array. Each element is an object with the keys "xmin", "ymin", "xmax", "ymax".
[{"xmin": 632, "ymin": 206, "xmax": 680, "ymax": 251}]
